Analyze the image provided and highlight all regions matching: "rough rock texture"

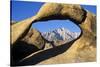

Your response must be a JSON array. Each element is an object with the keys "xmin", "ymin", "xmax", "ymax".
[
  {"xmin": 35, "ymin": 12, "xmax": 96, "ymax": 64},
  {"xmin": 36, "ymin": 3, "xmax": 86, "ymax": 23},
  {"xmin": 22, "ymin": 28, "xmax": 45, "ymax": 49},
  {"xmin": 11, "ymin": 28, "xmax": 46, "ymax": 65},
  {"xmin": 11, "ymin": 16, "xmax": 38, "ymax": 45},
  {"xmin": 11, "ymin": 3, "xmax": 96, "ymax": 66}
]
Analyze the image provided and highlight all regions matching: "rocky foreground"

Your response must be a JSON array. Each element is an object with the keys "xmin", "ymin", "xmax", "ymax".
[{"xmin": 11, "ymin": 3, "xmax": 96, "ymax": 66}]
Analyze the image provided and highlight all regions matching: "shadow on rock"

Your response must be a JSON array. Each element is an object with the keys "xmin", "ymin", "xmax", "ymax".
[
  {"xmin": 14, "ymin": 40, "xmax": 76, "ymax": 66},
  {"xmin": 11, "ymin": 40, "xmax": 40, "ymax": 66}
]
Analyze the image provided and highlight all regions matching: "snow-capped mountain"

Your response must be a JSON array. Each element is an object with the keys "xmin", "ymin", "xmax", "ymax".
[{"xmin": 42, "ymin": 27, "xmax": 80, "ymax": 42}]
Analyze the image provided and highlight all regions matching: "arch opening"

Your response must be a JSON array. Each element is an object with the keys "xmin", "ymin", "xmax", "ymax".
[{"xmin": 32, "ymin": 19, "xmax": 81, "ymax": 45}]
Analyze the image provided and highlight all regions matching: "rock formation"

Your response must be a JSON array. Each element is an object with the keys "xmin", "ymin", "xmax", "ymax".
[
  {"xmin": 11, "ymin": 3, "xmax": 96, "ymax": 66},
  {"xmin": 35, "ymin": 3, "xmax": 86, "ymax": 23},
  {"xmin": 11, "ymin": 16, "xmax": 38, "ymax": 45},
  {"xmin": 11, "ymin": 28, "xmax": 46, "ymax": 65},
  {"xmin": 22, "ymin": 28, "xmax": 45, "ymax": 49}
]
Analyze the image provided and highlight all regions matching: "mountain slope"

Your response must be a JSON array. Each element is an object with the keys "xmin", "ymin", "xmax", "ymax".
[{"xmin": 42, "ymin": 27, "xmax": 80, "ymax": 43}]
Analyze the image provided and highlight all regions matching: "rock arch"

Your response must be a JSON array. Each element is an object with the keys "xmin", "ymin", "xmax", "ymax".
[{"xmin": 11, "ymin": 3, "xmax": 96, "ymax": 65}]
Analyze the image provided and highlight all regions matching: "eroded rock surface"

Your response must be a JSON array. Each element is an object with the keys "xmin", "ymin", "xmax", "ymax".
[
  {"xmin": 22, "ymin": 28, "xmax": 45, "ymax": 49},
  {"xmin": 11, "ymin": 3, "xmax": 96, "ymax": 66},
  {"xmin": 11, "ymin": 16, "xmax": 38, "ymax": 45},
  {"xmin": 36, "ymin": 3, "xmax": 86, "ymax": 23},
  {"xmin": 11, "ymin": 28, "xmax": 46, "ymax": 65}
]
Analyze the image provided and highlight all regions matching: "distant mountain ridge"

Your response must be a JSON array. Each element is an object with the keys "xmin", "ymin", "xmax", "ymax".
[{"xmin": 42, "ymin": 27, "xmax": 80, "ymax": 43}]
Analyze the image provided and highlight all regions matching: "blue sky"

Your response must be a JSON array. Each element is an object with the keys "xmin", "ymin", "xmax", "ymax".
[{"xmin": 11, "ymin": 1, "xmax": 96, "ymax": 33}]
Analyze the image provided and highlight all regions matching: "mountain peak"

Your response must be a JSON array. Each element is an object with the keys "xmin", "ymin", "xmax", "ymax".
[
  {"xmin": 58, "ymin": 27, "xmax": 65, "ymax": 31},
  {"xmin": 42, "ymin": 27, "xmax": 80, "ymax": 42}
]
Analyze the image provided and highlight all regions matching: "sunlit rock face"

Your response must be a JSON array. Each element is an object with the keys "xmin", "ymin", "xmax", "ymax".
[
  {"xmin": 34, "ymin": 3, "xmax": 96, "ymax": 64},
  {"xmin": 21, "ymin": 28, "xmax": 45, "ymax": 49},
  {"xmin": 36, "ymin": 3, "xmax": 86, "ymax": 23},
  {"xmin": 34, "ymin": 3, "xmax": 96, "ymax": 63},
  {"xmin": 11, "ymin": 16, "xmax": 38, "ymax": 45},
  {"xmin": 37, "ymin": 11, "xmax": 96, "ymax": 65},
  {"xmin": 11, "ymin": 3, "xmax": 96, "ymax": 66},
  {"xmin": 11, "ymin": 3, "xmax": 86, "ymax": 46}
]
